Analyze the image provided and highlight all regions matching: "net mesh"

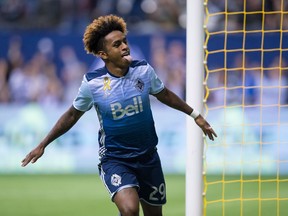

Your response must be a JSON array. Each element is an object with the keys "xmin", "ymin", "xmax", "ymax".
[{"xmin": 203, "ymin": 0, "xmax": 288, "ymax": 215}]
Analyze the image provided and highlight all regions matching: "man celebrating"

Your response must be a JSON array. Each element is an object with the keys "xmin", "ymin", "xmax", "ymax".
[{"xmin": 22, "ymin": 15, "xmax": 217, "ymax": 216}]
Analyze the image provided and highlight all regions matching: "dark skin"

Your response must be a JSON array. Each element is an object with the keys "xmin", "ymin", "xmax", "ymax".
[
  {"xmin": 22, "ymin": 30, "xmax": 217, "ymax": 216},
  {"xmin": 97, "ymin": 31, "xmax": 132, "ymax": 76}
]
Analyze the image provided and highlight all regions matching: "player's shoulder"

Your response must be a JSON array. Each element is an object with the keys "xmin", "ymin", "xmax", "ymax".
[
  {"xmin": 85, "ymin": 67, "xmax": 108, "ymax": 81},
  {"xmin": 130, "ymin": 59, "xmax": 149, "ymax": 68}
]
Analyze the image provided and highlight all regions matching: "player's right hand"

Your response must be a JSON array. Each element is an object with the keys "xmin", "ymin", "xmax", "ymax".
[
  {"xmin": 195, "ymin": 115, "xmax": 217, "ymax": 141},
  {"xmin": 21, "ymin": 145, "xmax": 45, "ymax": 167}
]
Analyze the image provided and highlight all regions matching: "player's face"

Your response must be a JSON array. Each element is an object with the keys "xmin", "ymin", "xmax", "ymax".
[{"xmin": 101, "ymin": 30, "xmax": 132, "ymax": 69}]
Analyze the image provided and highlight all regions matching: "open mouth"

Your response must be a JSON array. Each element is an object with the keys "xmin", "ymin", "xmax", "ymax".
[
  {"xmin": 122, "ymin": 52, "xmax": 130, "ymax": 57},
  {"xmin": 122, "ymin": 52, "xmax": 132, "ymax": 62}
]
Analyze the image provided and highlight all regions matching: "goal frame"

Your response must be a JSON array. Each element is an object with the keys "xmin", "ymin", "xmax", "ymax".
[{"xmin": 185, "ymin": 0, "xmax": 205, "ymax": 216}]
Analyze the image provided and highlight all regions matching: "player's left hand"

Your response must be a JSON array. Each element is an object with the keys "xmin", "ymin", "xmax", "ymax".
[{"xmin": 195, "ymin": 115, "xmax": 217, "ymax": 141}]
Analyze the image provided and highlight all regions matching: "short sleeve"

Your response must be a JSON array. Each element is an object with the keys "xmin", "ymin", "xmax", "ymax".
[
  {"xmin": 149, "ymin": 65, "xmax": 165, "ymax": 95},
  {"xmin": 73, "ymin": 76, "xmax": 94, "ymax": 112}
]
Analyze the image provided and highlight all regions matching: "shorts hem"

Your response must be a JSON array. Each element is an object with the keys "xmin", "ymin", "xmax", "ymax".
[
  {"xmin": 139, "ymin": 198, "xmax": 166, "ymax": 206},
  {"xmin": 111, "ymin": 184, "xmax": 139, "ymax": 201}
]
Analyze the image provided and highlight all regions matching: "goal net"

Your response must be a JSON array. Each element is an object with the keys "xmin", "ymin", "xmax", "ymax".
[{"xmin": 203, "ymin": 0, "xmax": 288, "ymax": 215}]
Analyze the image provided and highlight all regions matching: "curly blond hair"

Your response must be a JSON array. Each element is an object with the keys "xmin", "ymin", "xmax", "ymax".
[{"xmin": 83, "ymin": 15, "xmax": 127, "ymax": 56}]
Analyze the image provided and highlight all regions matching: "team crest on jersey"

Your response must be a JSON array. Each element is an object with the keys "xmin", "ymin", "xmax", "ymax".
[
  {"xmin": 103, "ymin": 77, "xmax": 111, "ymax": 96},
  {"xmin": 135, "ymin": 78, "xmax": 144, "ymax": 92},
  {"xmin": 111, "ymin": 174, "xmax": 122, "ymax": 186}
]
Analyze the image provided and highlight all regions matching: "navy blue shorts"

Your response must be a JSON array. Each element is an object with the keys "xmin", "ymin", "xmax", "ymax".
[{"xmin": 98, "ymin": 150, "xmax": 167, "ymax": 206}]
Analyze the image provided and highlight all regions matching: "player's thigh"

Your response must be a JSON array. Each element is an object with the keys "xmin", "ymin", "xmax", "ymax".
[
  {"xmin": 114, "ymin": 187, "xmax": 140, "ymax": 215},
  {"xmin": 140, "ymin": 200, "xmax": 162, "ymax": 216}
]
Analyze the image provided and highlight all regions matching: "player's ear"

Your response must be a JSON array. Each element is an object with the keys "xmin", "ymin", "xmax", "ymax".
[{"xmin": 97, "ymin": 51, "xmax": 108, "ymax": 60}]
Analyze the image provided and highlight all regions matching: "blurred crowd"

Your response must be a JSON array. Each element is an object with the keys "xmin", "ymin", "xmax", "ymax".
[
  {"xmin": 207, "ymin": 0, "xmax": 288, "ymax": 107},
  {"xmin": 0, "ymin": 34, "xmax": 186, "ymax": 105},
  {"xmin": 2, "ymin": 0, "xmax": 287, "ymax": 33},
  {"xmin": 0, "ymin": 0, "xmax": 187, "ymax": 105},
  {"xmin": 0, "ymin": 0, "xmax": 186, "ymax": 34},
  {"xmin": 1, "ymin": 0, "xmax": 288, "ymax": 107},
  {"xmin": 207, "ymin": 54, "xmax": 288, "ymax": 107},
  {"xmin": 0, "ymin": 36, "xmax": 88, "ymax": 105},
  {"xmin": 207, "ymin": 0, "xmax": 288, "ymax": 31}
]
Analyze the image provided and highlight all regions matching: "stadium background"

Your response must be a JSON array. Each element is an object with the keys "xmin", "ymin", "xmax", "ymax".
[
  {"xmin": 1, "ymin": 0, "xmax": 287, "ymax": 175},
  {"xmin": 2, "ymin": 1, "xmax": 288, "ymax": 216},
  {"xmin": 0, "ymin": 0, "xmax": 288, "ymax": 173}
]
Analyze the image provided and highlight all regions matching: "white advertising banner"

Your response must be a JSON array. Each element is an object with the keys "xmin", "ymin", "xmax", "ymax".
[{"xmin": 0, "ymin": 102, "xmax": 187, "ymax": 174}]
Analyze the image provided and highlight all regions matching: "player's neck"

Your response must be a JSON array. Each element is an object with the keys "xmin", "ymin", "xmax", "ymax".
[{"xmin": 106, "ymin": 64, "xmax": 129, "ymax": 77}]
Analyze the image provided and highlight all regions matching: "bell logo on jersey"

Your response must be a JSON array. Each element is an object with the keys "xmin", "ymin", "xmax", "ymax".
[{"xmin": 111, "ymin": 96, "xmax": 143, "ymax": 120}]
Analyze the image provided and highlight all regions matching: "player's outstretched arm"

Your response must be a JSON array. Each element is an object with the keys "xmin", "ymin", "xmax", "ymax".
[
  {"xmin": 154, "ymin": 87, "xmax": 217, "ymax": 141},
  {"xmin": 21, "ymin": 106, "xmax": 84, "ymax": 167},
  {"xmin": 154, "ymin": 87, "xmax": 193, "ymax": 114}
]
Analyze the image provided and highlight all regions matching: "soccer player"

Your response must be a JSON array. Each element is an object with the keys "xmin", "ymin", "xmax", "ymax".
[{"xmin": 21, "ymin": 15, "xmax": 217, "ymax": 216}]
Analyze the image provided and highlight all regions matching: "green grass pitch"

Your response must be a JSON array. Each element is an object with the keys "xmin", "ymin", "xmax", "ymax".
[
  {"xmin": 0, "ymin": 174, "xmax": 185, "ymax": 216},
  {"xmin": 206, "ymin": 175, "xmax": 288, "ymax": 216},
  {"xmin": 1, "ymin": 174, "xmax": 287, "ymax": 216}
]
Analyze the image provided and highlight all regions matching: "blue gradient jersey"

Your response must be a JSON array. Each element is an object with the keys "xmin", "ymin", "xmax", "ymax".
[{"xmin": 73, "ymin": 60, "xmax": 164, "ymax": 160}]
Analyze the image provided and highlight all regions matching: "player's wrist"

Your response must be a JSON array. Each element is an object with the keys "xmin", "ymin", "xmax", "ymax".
[{"xmin": 190, "ymin": 109, "xmax": 200, "ymax": 119}]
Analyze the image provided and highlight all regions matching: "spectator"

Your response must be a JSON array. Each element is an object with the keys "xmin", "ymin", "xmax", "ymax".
[
  {"xmin": 150, "ymin": 36, "xmax": 186, "ymax": 100},
  {"xmin": 261, "ymin": 56, "xmax": 288, "ymax": 105},
  {"xmin": 59, "ymin": 46, "xmax": 87, "ymax": 103},
  {"xmin": 0, "ymin": 59, "xmax": 10, "ymax": 103}
]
